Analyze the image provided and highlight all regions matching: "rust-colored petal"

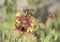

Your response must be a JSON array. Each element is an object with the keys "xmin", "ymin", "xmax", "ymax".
[
  {"xmin": 27, "ymin": 18, "xmax": 32, "ymax": 26},
  {"xmin": 16, "ymin": 16, "xmax": 25, "ymax": 22},
  {"xmin": 24, "ymin": 9, "xmax": 30, "ymax": 13},
  {"xmin": 14, "ymin": 24, "xmax": 22, "ymax": 30}
]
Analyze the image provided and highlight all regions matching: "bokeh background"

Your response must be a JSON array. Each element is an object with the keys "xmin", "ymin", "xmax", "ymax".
[{"xmin": 0, "ymin": 0, "xmax": 60, "ymax": 42}]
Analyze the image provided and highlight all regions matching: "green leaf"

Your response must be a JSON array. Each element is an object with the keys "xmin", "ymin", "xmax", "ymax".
[{"xmin": 44, "ymin": 34, "xmax": 52, "ymax": 42}]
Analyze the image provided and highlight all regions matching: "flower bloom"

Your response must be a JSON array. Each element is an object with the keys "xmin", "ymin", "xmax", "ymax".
[{"xmin": 13, "ymin": 9, "xmax": 35, "ymax": 33}]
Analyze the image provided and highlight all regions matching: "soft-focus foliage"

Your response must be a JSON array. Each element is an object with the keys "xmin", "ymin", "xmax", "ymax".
[{"xmin": 0, "ymin": 0, "xmax": 60, "ymax": 42}]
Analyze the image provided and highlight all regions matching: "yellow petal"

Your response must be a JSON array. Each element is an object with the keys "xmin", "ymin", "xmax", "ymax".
[
  {"xmin": 31, "ymin": 23, "xmax": 34, "ymax": 27},
  {"xmin": 31, "ymin": 16, "xmax": 35, "ymax": 23},
  {"xmin": 29, "ymin": 28, "xmax": 33, "ymax": 32},
  {"xmin": 27, "ymin": 28, "xmax": 30, "ymax": 33},
  {"xmin": 27, "ymin": 27, "xmax": 33, "ymax": 33},
  {"xmin": 16, "ymin": 19, "xmax": 21, "ymax": 23}
]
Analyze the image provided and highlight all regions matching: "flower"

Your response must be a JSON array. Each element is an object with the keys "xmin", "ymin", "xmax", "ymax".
[
  {"xmin": 25, "ymin": 17, "xmax": 32, "ymax": 27},
  {"xmin": 16, "ymin": 16, "xmax": 25, "ymax": 22},
  {"xmin": 13, "ymin": 8, "xmax": 36, "ymax": 33},
  {"xmin": 20, "ymin": 27, "xmax": 27, "ymax": 32},
  {"xmin": 27, "ymin": 27, "xmax": 33, "ymax": 33},
  {"xmin": 13, "ymin": 24, "xmax": 22, "ymax": 30},
  {"xmin": 31, "ymin": 16, "xmax": 35, "ymax": 23},
  {"xmin": 23, "ymin": 9, "xmax": 30, "ymax": 14},
  {"xmin": 31, "ymin": 23, "xmax": 34, "ymax": 29},
  {"xmin": 16, "ymin": 19, "xmax": 21, "ymax": 23},
  {"xmin": 13, "ymin": 23, "xmax": 27, "ymax": 32},
  {"xmin": 27, "ymin": 23, "xmax": 34, "ymax": 33}
]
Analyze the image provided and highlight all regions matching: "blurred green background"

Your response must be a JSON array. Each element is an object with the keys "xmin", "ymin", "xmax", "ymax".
[{"xmin": 0, "ymin": 0, "xmax": 60, "ymax": 42}]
